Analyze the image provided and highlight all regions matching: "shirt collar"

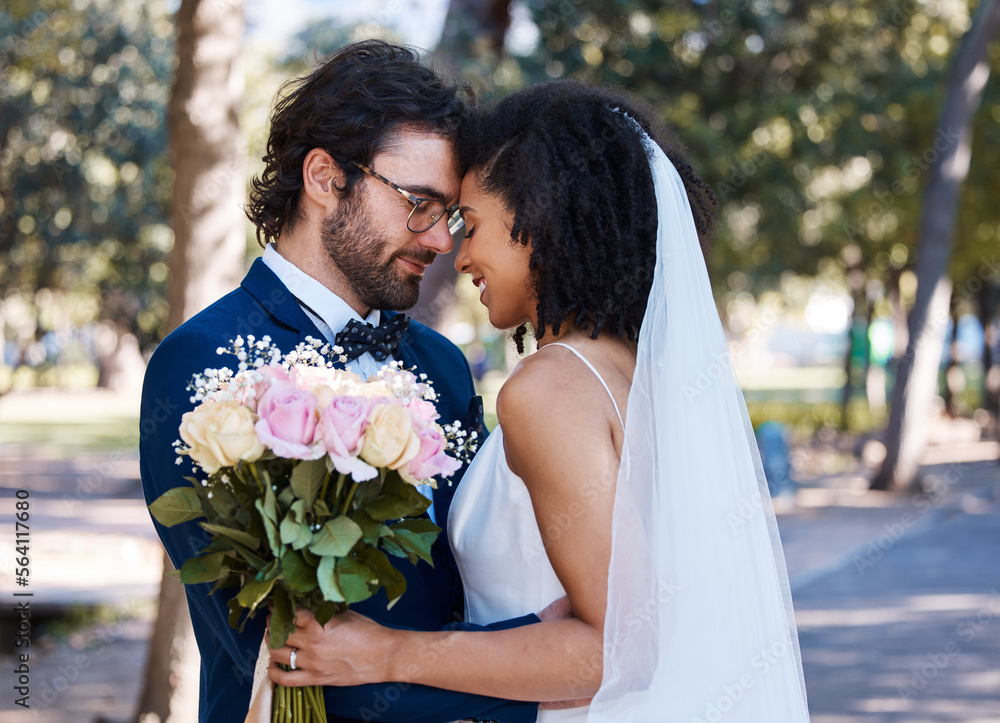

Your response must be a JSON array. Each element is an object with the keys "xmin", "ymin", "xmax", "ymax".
[{"xmin": 261, "ymin": 243, "xmax": 380, "ymax": 332}]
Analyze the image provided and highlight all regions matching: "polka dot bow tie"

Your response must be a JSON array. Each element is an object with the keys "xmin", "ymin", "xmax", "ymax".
[{"xmin": 335, "ymin": 314, "xmax": 410, "ymax": 362}]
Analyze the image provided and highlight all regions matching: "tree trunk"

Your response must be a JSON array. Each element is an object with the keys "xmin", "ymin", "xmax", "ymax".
[
  {"xmin": 840, "ymin": 245, "xmax": 866, "ymax": 427},
  {"xmin": 165, "ymin": 0, "xmax": 247, "ymax": 331},
  {"xmin": 138, "ymin": 0, "xmax": 246, "ymax": 719},
  {"xmin": 872, "ymin": 0, "xmax": 1000, "ymax": 491},
  {"xmin": 943, "ymin": 295, "xmax": 962, "ymax": 416},
  {"xmin": 409, "ymin": 0, "xmax": 513, "ymax": 332},
  {"xmin": 979, "ymin": 281, "xmax": 999, "ymax": 414},
  {"xmin": 136, "ymin": 553, "xmax": 200, "ymax": 723}
]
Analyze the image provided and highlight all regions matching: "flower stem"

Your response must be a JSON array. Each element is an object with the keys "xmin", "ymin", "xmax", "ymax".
[{"xmin": 340, "ymin": 480, "xmax": 359, "ymax": 515}]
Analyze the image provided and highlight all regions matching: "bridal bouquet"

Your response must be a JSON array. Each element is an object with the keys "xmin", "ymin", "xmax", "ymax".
[{"xmin": 147, "ymin": 335, "xmax": 474, "ymax": 722}]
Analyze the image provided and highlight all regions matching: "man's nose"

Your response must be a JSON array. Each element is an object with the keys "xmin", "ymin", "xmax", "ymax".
[{"xmin": 417, "ymin": 219, "xmax": 454, "ymax": 256}]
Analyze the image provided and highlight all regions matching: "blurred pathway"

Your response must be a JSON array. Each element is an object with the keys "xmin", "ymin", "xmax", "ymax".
[{"xmin": 790, "ymin": 456, "xmax": 1000, "ymax": 723}]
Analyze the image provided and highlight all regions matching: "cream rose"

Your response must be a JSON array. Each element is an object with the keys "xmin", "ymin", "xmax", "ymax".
[
  {"xmin": 179, "ymin": 400, "xmax": 265, "ymax": 474},
  {"xmin": 360, "ymin": 403, "xmax": 421, "ymax": 470}
]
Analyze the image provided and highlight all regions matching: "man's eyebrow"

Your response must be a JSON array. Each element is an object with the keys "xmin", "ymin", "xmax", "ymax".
[{"xmin": 402, "ymin": 183, "xmax": 450, "ymax": 203}]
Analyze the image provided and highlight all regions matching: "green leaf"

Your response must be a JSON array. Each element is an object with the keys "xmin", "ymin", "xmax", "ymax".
[
  {"xmin": 235, "ymin": 577, "xmax": 275, "ymax": 613},
  {"xmin": 309, "ymin": 516, "xmax": 363, "ymax": 557},
  {"xmin": 268, "ymin": 589, "xmax": 295, "ymax": 649},
  {"xmin": 255, "ymin": 499, "xmax": 281, "ymax": 555},
  {"xmin": 277, "ymin": 485, "xmax": 295, "ymax": 507},
  {"xmin": 201, "ymin": 523, "xmax": 261, "ymax": 550},
  {"xmin": 389, "ymin": 519, "xmax": 441, "ymax": 566},
  {"xmin": 391, "ymin": 518, "xmax": 441, "ymax": 536},
  {"xmin": 349, "ymin": 509, "xmax": 383, "ymax": 545},
  {"xmin": 210, "ymin": 571, "xmax": 243, "ymax": 595},
  {"xmin": 351, "ymin": 477, "xmax": 384, "ymax": 508},
  {"xmin": 279, "ymin": 516, "xmax": 312, "ymax": 551},
  {"xmin": 208, "ymin": 484, "xmax": 246, "ymax": 525},
  {"xmin": 381, "ymin": 537, "xmax": 408, "ymax": 560},
  {"xmin": 260, "ymin": 481, "xmax": 279, "ymax": 523},
  {"xmin": 358, "ymin": 548, "xmax": 407, "ymax": 608},
  {"xmin": 336, "ymin": 557, "xmax": 377, "ymax": 604},
  {"xmin": 290, "ymin": 458, "xmax": 326, "ymax": 506},
  {"xmin": 281, "ymin": 549, "xmax": 318, "ymax": 593},
  {"xmin": 227, "ymin": 596, "xmax": 244, "ymax": 630},
  {"xmin": 255, "ymin": 558, "xmax": 279, "ymax": 582},
  {"xmin": 317, "ymin": 555, "xmax": 346, "ymax": 603},
  {"xmin": 224, "ymin": 538, "xmax": 268, "ymax": 571},
  {"xmin": 179, "ymin": 551, "xmax": 227, "ymax": 584},
  {"xmin": 149, "ymin": 487, "xmax": 205, "ymax": 527},
  {"xmin": 363, "ymin": 494, "xmax": 428, "ymax": 522},
  {"xmin": 314, "ymin": 600, "xmax": 341, "ymax": 627},
  {"xmin": 313, "ymin": 499, "xmax": 331, "ymax": 517}
]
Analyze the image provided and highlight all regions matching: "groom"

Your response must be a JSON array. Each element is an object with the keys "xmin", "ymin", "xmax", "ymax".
[{"xmin": 140, "ymin": 40, "xmax": 538, "ymax": 723}]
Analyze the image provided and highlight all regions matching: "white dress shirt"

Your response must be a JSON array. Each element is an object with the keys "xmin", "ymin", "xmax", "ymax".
[{"xmin": 261, "ymin": 244, "xmax": 436, "ymax": 521}]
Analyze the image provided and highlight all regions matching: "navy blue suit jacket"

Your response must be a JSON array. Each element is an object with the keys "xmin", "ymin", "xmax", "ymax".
[{"xmin": 140, "ymin": 259, "xmax": 539, "ymax": 723}]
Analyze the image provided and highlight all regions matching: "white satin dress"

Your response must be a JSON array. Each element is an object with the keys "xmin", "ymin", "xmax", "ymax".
[{"xmin": 449, "ymin": 343, "xmax": 626, "ymax": 723}]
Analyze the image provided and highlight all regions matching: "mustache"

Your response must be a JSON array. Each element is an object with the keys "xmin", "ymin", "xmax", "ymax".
[{"xmin": 392, "ymin": 250, "xmax": 437, "ymax": 267}]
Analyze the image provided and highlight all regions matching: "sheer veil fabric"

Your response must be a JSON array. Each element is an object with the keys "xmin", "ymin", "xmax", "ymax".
[{"xmin": 588, "ymin": 123, "xmax": 810, "ymax": 721}]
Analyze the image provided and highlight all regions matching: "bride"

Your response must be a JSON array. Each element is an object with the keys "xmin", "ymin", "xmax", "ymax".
[{"xmin": 265, "ymin": 80, "xmax": 810, "ymax": 722}]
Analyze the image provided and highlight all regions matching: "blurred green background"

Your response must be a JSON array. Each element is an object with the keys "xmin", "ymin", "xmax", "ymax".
[{"xmin": 2, "ymin": 1, "xmax": 1000, "ymax": 721}]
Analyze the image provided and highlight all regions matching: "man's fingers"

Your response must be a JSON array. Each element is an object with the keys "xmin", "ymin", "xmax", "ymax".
[
  {"xmin": 537, "ymin": 595, "xmax": 573, "ymax": 622},
  {"xmin": 293, "ymin": 608, "xmax": 317, "ymax": 628},
  {"xmin": 267, "ymin": 658, "xmax": 320, "ymax": 688},
  {"xmin": 268, "ymin": 644, "xmax": 292, "ymax": 667}
]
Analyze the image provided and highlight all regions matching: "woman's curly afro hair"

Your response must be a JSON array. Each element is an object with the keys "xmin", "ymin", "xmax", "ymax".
[{"xmin": 457, "ymin": 80, "xmax": 717, "ymax": 348}]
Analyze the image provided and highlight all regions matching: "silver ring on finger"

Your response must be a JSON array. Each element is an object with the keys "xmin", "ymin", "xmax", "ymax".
[{"xmin": 289, "ymin": 649, "xmax": 297, "ymax": 670}]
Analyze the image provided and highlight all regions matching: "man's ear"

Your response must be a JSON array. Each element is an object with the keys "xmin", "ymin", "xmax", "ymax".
[{"xmin": 301, "ymin": 148, "xmax": 346, "ymax": 213}]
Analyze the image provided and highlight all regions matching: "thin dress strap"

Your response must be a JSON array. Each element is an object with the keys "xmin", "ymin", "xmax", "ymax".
[{"xmin": 544, "ymin": 342, "xmax": 626, "ymax": 432}]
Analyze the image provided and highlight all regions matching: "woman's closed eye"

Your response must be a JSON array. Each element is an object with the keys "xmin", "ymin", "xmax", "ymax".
[{"xmin": 464, "ymin": 225, "xmax": 477, "ymax": 240}]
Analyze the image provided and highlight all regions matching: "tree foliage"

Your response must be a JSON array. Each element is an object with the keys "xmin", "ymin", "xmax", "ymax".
[
  {"xmin": 0, "ymin": 0, "xmax": 175, "ymax": 344},
  {"xmin": 509, "ymin": 0, "xmax": 1000, "ymax": 297}
]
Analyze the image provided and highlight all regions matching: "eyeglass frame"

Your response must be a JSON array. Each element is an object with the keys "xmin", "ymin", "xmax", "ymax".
[{"xmin": 352, "ymin": 162, "xmax": 464, "ymax": 235}]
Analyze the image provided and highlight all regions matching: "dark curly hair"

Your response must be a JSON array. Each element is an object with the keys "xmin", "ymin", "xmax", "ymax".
[
  {"xmin": 246, "ymin": 40, "xmax": 469, "ymax": 246},
  {"xmin": 457, "ymin": 80, "xmax": 717, "ymax": 349}
]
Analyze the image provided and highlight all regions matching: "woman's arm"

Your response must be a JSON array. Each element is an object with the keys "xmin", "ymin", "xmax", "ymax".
[{"xmin": 269, "ymin": 356, "xmax": 620, "ymax": 702}]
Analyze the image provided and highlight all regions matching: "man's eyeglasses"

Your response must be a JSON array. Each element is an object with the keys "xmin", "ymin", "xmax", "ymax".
[{"xmin": 353, "ymin": 162, "xmax": 464, "ymax": 235}]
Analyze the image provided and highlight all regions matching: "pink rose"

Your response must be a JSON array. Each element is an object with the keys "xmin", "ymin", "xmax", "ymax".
[
  {"xmin": 318, "ymin": 396, "xmax": 369, "ymax": 455},
  {"xmin": 316, "ymin": 396, "xmax": 378, "ymax": 482},
  {"xmin": 406, "ymin": 398, "xmax": 439, "ymax": 425},
  {"xmin": 254, "ymin": 379, "xmax": 322, "ymax": 459},
  {"xmin": 406, "ymin": 425, "xmax": 461, "ymax": 485},
  {"xmin": 253, "ymin": 365, "xmax": 291, "ymax": 401}
]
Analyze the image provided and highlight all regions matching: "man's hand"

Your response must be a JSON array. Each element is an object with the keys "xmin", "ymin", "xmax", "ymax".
[{"xmin": 537, "ymin": 596, "xmax": 572, "ymax": 622}]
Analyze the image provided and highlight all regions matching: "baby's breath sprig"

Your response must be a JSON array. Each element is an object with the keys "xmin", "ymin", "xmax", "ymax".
[{"xmin": 442, "ymin": 421, "xmax": 478, "ymax": 473}]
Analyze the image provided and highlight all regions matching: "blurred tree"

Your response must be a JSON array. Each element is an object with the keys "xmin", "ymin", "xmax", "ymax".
[
  {"xmin": 509, "ymin": 0, "xmax": 1000, "ymax": 443},
  {"xmin": 0, "ymin": 0, "xmax": 175, "ymax": 357},
  {"xmin": 874, "ymin": 0, "xmax": 1000, "ymax": 491},
  {"xmin": 410, "ymin": 0, "xmax": 516, "ymax": 330},
  {"xmin": 164, "ymin": 0, "xmax": 247, "ymax": 330},
  {"xmin": 138, "ymin": 0, "xmax": 246, "ymax": 720}
]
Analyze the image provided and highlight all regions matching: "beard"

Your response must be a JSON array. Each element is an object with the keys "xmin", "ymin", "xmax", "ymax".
[{"xmin": 321, "ymin": 193, "xmax": 436, "ymax": 311}]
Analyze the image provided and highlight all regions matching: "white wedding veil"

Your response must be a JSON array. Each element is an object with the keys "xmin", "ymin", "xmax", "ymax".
[{"xmin": 588, "ymin": 118, "xmax": 810, "ymax": 721}]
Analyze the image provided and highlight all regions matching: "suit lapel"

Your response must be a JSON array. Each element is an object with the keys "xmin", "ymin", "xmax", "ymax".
[{"xmin": 240, "ymin": 258, "xmax": 327, "ymax": 345}]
